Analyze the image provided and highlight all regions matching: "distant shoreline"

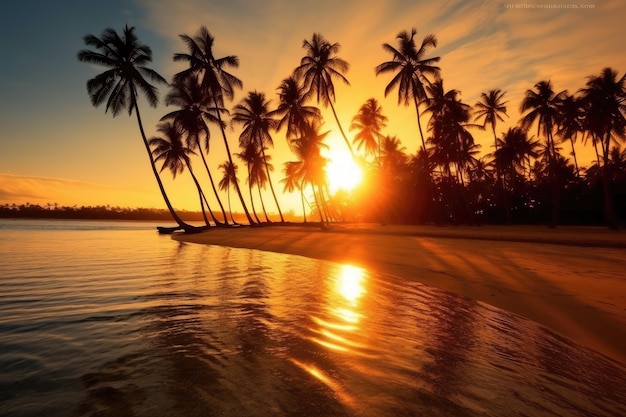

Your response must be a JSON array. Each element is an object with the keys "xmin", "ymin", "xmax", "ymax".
[{"xmin": 174, "ymin": 223, "xmax": 626, "ymax": 366}]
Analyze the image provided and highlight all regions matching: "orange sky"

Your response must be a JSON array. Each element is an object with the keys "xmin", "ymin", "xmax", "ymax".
[{"xmin": 1, "ymin": 0, "xmax": 624, "ymax": 214}]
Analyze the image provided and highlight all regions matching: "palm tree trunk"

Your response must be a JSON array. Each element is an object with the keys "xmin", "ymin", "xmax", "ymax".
[
  {"xmin": 601, "ymin": 132, "xmax": 620, "ymax": 230},
  {"xmin": 569, "ymin": 137, "xmax": 580, "ymax": 177},
  {"xmin": 260, "ymin": 146, "xmax": 284, "ymax": 222},
  {"xmin": 133, "ymin": 100, "xmax": 190, "ymax": 229},
  {"xmin": 257, "ymin": 185, "xmax": 271, "ymax": 222},
  {"xmin": 216, "ymin": 111, "xmax": 256, "ymax": 225},
  {"xmin": 328, "ymin": 100, "xmax": 355, "ymax": 158},
  {"xmin": 194, "ymin": 135, "xmax": 227, "ymax": 225},
  {"xmin": 246, "ymin": 166, "xmax": 262, "ymax": 224},
  {"xmin": 188, "ymin": 164, "xmax": 220, "ymax": 226}
]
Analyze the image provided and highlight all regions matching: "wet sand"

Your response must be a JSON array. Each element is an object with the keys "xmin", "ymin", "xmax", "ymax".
[{"xmin": 173, "ymin": 223, "xmax": 626, "ymax": 366}]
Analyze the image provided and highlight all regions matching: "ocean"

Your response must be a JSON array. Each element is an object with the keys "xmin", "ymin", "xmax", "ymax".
[{"xmin": 1, "ymin": 219, "xmax": 625, "ymax": 416}]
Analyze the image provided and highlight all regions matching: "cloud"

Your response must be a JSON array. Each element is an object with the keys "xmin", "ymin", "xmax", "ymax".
[{"xmin": 0, "ymin": 173, "xmax": 154, "ymax": 207}]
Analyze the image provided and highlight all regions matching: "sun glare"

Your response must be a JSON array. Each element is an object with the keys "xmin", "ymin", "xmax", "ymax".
[{"xmin": 325, "ymin": 149, "xmax": 363, "ymax": 194}]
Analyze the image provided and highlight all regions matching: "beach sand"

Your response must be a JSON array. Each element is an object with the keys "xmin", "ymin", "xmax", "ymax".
[{"xmin": 173, "ymin": 223, "xmax": 626, "ymax": 366}]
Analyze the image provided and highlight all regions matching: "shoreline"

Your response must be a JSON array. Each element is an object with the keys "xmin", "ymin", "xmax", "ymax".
[{"xmin": 173, "ymin": 223, "xmax": 626, "ymax": 366}]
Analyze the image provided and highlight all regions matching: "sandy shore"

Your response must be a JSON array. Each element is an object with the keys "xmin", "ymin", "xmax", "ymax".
[{"xmin": 173, "ymin": 223, "xmax": 626, "ymax": 366}]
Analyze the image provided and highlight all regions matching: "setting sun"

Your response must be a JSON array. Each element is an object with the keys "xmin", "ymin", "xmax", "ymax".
[{"xmin": 325, "ymin": 148, "xmax": 363, "ymax": 194}]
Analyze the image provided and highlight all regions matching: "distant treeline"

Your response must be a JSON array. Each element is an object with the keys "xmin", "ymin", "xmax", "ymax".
[{"xmin": 0, "ymin": 204, "xmax": 212, "ymax": 222}]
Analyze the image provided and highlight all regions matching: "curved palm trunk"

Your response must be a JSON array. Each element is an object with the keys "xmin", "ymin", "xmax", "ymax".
[
  {"xmin": 246, "ymin": 164, "xmax": 262, "ymax": 224},
  {"xmin": 133, "ymin": 101, "xmax": 190, "ymax": 229},
  {"xmin": 216, "ymin": 112, "xmax": 256, "ymax": 225},
  {"xmin": 260, "ymin": 146, "xmax": 285, "ymax": 222},
  {"xmin": 328, "ymin": 100, "xmax": 355, "ymax": 158},
  {"xmin": 194, "ymin": 134, "xmax": 227, "ymax": 225},
  {"xmin": 257, "ymin": 185, "xmax": 271, "ymax": 222},
  {"xmin": 568, "ymin": 137, "xmax": 580, "ymax": 177},
  {"xmin": 187, "ymin": 164, "xmax": 220, "ymax": 226}
]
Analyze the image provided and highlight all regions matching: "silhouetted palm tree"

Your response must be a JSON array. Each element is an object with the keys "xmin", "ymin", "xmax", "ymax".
[
  {"xmin": 281, "ymin": 161, "xmax": 308, "ymax": 222},
  {"xmin": 520, "ymin": 80, "xmax": 566, "ymax": 227},
  {"xmin": 148, "ymin": 121, "xmax": 215, "ymax": 225},
  {"xmin": 555, "ymin": 93, "xmax": 583, "ymax": 177},
  {"xmin": 375, "ymin": 28, "xmax": 440, "ymax": 153},
  {"xmin": 236, "ymin": 144, "xmax": 263, "ymax": 224},
  {"xmin": 474, "ymin": 89, "xmax": 509, "ymax": 152},
  {"xmin": 295, "ymin": 33, "xmax": 354, "ymax": 157},
  {"xmin": 218, "ymin": 160, "xmax": 239, "ymax": 224},
  {"xmin": 350, "ymin": 98, "xmax": 388, "ymax": 163},
  {"xmin": 77, "ymin": 25, "xmax": 191, "ymax": 230},
  {"xmin": 173, "ymin": 26, "xmax": 255, "ymax": 224},
  {"xmin": 161, "ymin": 75, "xmax": 228, "ymax": 224},
  {"xmin": 580, "ymin": 67, "xmax": 626, "ymax": 229},
  {"xmin": 273, "ymin": 76, "xmax": 321, "ymax": 140},
  {"xmin": 232, "ymin": 91, "xmax": 285, "ymax": 222}
]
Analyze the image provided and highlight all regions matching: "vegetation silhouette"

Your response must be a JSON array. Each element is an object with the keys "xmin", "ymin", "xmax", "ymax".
[{"xmin": 75, "ymin": 25, "xmax": 626, "ymax": 231}]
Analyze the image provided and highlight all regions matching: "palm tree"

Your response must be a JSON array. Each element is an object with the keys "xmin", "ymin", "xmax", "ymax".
[
  {"xmin": 232, "ymin": 91, "xmax": 285, "ymax": 222},
  {"xmin": 236, "ymin": 144, "xmax": 263, "ymax": 224},
  {"xmin": 580, "ymin": 67, "xmax": 626, "ymax": 229},
  {"xmin": 286, "ymin": 121, "xmax": 330, "ymax": 223},
  {"xmin": 281, "ymin": 161, "xmax": 307, "ymax": 222},
  {"xmin": 173, "ymin": 26, "xmax": 255, "ymax": 225},
  {"xmin": 555, "ymin": 93, "xmax": 584, "ymax": 177},
  {"xmin": 350, "ymin": 98, "xmax": 388, "ymax": 163},
  {"xmin": 148, "ymin": 121, "xmax": 216, "ymax": 226},
  {"xmin": 218, "ymin": 160, "xmax": 239, "ymax": 224},
  {"xmin": 273, "ymin": 76, "xmax": 321, "ymax": 140},
  {"xmin": 520, "ymin": 80, "xmax": 567, "ymax": 227},
  {"xmin": 294, "ymin": 33, "xmax": 354, "ymax": 156},
  {"xmin": 77, "ymin": 25, "xmax": 191, "ymax": 230},
  {"xmin": 375, "ymin": 28, "xmax": 440, "ymax": 153},
  {"xmin": 474, "ymin": 89, "xmax": 509, "ymax": 152},
  {"xmin": 161, "ymin": 75, "xmax": 229, "ymax": 224}
]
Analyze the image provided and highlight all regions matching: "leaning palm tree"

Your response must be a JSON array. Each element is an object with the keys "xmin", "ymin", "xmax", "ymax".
[
  {"xmin": 232, "ymin": 91, "xmax": 285, "ymax": 222},
  {"xmin": 375, "ymin": 28, "xmax": 440, "ymax": 153},
  {"xmin": 148, "ymin": 121, "xmax": 217, "ymax": 226},
  {"xmin": 281, "ymin": 161, "xmax": 307, "ymax": 222},
  {"xmin": 295, "ymin": 33, "xmax": 354, "ymax": 157},
  {"xmin": 350, "ymin": 98, "xmax": 388, "ymax": 163},
  {"xmin": 218, "ymin": 160, "xmax": 239, "ymax": 224},
  {"xmin": 161, "ymin": 75, "xmax": 229, "ymax": 224},
  {"xmin": 580, "ymin": 67, "xmax": 626, "ymax": 229},
  {"xmin": 236, "ymin": 144, "xmax": 263, "ymax": 224},
  {"xmin": 173, "ymin": 26, "xmax": 255, "ymax": 225},
  {"xmin": 520, "ymin": 80, "xmax": 567, "ymax": 227},
  {"xmin": 77, "ymin": 25, "xmax": 191, "ymax": 231}
]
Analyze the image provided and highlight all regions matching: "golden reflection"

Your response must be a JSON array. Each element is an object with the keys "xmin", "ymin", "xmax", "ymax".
[
  {"xmin": 289, "ymin": 358, "xmax": 356, "ymax": 408},
  {"xmin": 336, "ymin": 264, "xmax": 366, "ymax": 305}
]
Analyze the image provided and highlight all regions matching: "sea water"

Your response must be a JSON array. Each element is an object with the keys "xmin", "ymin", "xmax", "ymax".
[{"xmin": 1, "ymin": 219, "xmax": 625, "ymax": 417}]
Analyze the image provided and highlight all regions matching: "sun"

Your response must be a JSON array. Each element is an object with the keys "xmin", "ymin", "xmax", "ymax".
[{"xmin": 325, "ymin": 148, "xmax": 363, "ymax": 194}]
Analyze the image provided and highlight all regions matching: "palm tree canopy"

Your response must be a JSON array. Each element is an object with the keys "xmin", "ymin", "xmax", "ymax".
[
  {"xmin": 294, "ymin": 33, "xmax": 350, "ymax": 106},
  {"xmin": 273, "ymin": 76, "xmax": 321, "ymax": 139},
  {"xmin": 173, "ymin": 26, "xmax": 243, "ymax": 106},
  {"xmin": 77, "ymin": 25, "xmax": 167, "ymax": 116},
  {"xmin": 375, "ymin": 28, "xmax": 440, "ymax": 106},
  {"xmin": 580, "ymin": 67, "xmax": 626, "ymax": 146},
  {"xmin": 474, "ymin": 89, "xmax": 508, "ymax": 131},
  {"xmin": 218, "ymin": 160, "xmax": 239, "ymax": 191},
  {"xmin": 350, "ymin": 98, "xmax": 388, "ymax": 157},
  {"xmin": 520, "ymin": 80, "xmax": 566, "ymax": 139},
  {"xmin": 148, "ymin": 121, "xmax": 196, "ymax": 178},
  {"xmin": 232, "ymin": 91, "xmax": 279, "ymax": 149}
]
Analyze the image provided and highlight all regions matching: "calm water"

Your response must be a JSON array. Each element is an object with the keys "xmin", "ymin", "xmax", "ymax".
[{"xmin": 1, "ymin": 219, "xmax": 625, "ymax": 417}]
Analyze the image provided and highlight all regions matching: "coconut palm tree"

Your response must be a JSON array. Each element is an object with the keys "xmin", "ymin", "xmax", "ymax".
[
  {"xmin": 232, "ymin": 91, "xmax": 285, "ymax": 222},
  {"xmin": 350, "ymin": 98, "xmax": 388, "ymax": 163},
  {"xmin": 148, "ymin": 121, "xmax": 216, "ymax": 226},
  {"xmin": 236, "ymin": 143, "xmax": 263, "ymax": 224},
  {"xmin": 218, "ymin": 160, "xmax": 239, "ymax": 224},
  {"xmin": 474, "ymin": 89, "xmax": 509, "ymax": 152},
  {"xmin": 161, "ymin": 75, "xmax": 229, "ymax": 224},
  {"xmin": 173, "ymin": 26, "xmax": 255, "ymax": 225},
  {"xmin": 77, "ymin": 25, "xmax": 191, "ymax": 231},
  {"xmin": 295, "ymin": 33, "xmax": 354, "ymax": 156},
  {"xmin": 273, "ymin": 76, "xmax": 321, "ymax": 140},
  {"xmin": 286, "ymin": 121, "xmax": 330, "ymax": 223},
  {"xmin": 580, "ymin": 67, "xmax": 626, "ymax": 229},
  {"xmin": 281, "ymin": 161, "xmax": 307, "ymax": 222},
  {"xmin": 555, "ymin": 93, "xmax": 584, "ymax": 177},
  {"xmin": 375, "ymin": 28, "xmax": 440, "ymax": 153},
  {"xmin": 520, "ymin": 80, "xmax": 567, "ymax": 227}
]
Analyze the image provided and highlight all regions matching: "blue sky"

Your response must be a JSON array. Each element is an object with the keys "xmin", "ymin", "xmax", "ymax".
[{"xmin": 1, "ymin": 0, "xmax": 624, "ymax": 212}]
